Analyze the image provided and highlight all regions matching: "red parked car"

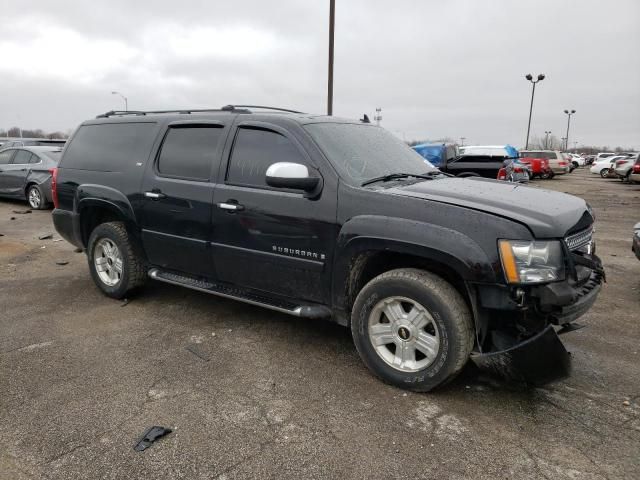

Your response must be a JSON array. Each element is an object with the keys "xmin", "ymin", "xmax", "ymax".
[{"xmin": 518, "ymin": 156, "xmax": 554, "ymax": 179}]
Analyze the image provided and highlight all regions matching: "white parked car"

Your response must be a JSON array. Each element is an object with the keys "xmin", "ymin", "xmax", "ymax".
[
  {"xmin": 589, "ymin": 155, "xmax": 626, "ymax": 178},
  {"xmin": 569, "ymin": 154, "xmax": 586, "ymax": 167}
]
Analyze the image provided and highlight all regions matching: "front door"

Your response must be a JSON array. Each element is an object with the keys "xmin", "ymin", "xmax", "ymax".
[
  {"xmin": 139, "ymin": 122, "xmax": 228, "ymax": 278},
  {"xmin": 2, "ymin": 149, "xmax": 34, "ymax": 196},
  {"xmin": 0, "ymin": 149, "xmax": 17, "ymax": 194},
  {"xmin": 211, "ymin": 123, "xmax": 336, "ymax": 304}
]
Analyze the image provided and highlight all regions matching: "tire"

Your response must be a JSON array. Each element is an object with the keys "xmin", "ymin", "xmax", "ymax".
[
  {"xmin": 26, "ymin": 184, "xmax": 48, "ymax": 210},
  {"xmin": 600, "ymin": 168, "xmax": 609, "ymax": 178},
  {"xmin": 351, "ymin": 268, "xmax": 474, "ymax": 392},
  {"xmin": 87, "ymin": 221, "xmax": 147, "ymax": 299},
  {"xmin": 624, "ymin": 172, "xmax": 631, "ymax": 183},
  {"xmin": 457, "ymin": 172, "xmax": 480, "ymax": 178}
]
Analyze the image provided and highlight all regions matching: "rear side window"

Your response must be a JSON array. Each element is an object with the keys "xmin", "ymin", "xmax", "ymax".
[
  {"xmin": 226, "ymin": 127, "xmax": 306, "ymax": 188},
  {"xmin": 29, "ymin": 153, "xmax": 41, "ymax": 163},
  {"xmin": 13, "ymin": 150, "xmax": 33, "ymax": 164},
  {"xmin": 61, "ymin": 122, "xmax": 158, "ymax": 171},
  {"xmin": 156, "ymin": 126, "xmax": 224, "ymax": 180}
]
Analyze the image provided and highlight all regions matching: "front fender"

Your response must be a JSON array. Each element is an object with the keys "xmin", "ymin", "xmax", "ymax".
[{"xmin": 331, "ymin": 215, "xmax": 496, "ymax": 311}]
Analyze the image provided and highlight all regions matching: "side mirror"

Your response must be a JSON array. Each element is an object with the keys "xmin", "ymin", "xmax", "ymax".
[{"xmin": 265, "ymin": 162, "xmax": 321, "ymax": 193}]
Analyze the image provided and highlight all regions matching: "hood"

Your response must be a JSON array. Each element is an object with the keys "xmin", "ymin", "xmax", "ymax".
[{"xmin": 386, "ymin": 177, "xmax": 591, "ymax": 238}]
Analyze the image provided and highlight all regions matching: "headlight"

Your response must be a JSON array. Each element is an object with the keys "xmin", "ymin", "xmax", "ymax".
[{"xmin": 498, "ymin": 240, "xmax": 565, "ymax": 284}]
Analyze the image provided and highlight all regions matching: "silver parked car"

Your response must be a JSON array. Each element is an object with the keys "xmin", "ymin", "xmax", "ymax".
[{"xmin": 0, "ymin": 146, "xmax": 62, "ymax": 209}]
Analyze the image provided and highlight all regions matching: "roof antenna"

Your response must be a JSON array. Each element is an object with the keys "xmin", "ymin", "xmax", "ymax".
[{"xmin": 360, "ymin": 114, "xmax": 370, "ymax": 123}]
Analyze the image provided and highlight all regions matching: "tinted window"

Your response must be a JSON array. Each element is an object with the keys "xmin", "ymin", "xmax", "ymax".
[
  {"xmin": 29, "ymin": 153, "xmax": 42, "ymax": 163},
  {"xmin": 13, "ymin": 150, "xmax": 33, "ymax": 164},
  {"xmin": 227, "ymin": 127, "xmax": 307, "ymax": 187},
  {"xmin": 62, "ymin": 122, "xmax": 158, "ymax": 171},
  {"xmin": 0, "ymin": 150, "xmax": 14, "ymax": 165},
  {"xmin": 156, "ymin": 126, "xmax": 223, "ymax": 180}
]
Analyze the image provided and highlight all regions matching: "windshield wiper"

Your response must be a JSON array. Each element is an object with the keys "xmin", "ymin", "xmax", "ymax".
[{"xmin": 361, "ymin": 171, "xmax": 440, "ymax": 187}]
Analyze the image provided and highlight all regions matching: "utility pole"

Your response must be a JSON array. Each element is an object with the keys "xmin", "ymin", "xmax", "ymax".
[
  {"xmin": 374, "ymin": 107, "xmax": 382, "ymax": 126},
  {"xmin": 327, "ymin": 0, "xmax": 335, "ymax": 116},
  {"xmin": 524, "ymin": 73, "xmax": 545, "ymax": 149},
  {"xmin": 460, "ymin": 137, "xmax": 465, "ymax": 146},
  {"xmin": 544, "ymin": 131, "xmax": 551, "ymax": 149}
]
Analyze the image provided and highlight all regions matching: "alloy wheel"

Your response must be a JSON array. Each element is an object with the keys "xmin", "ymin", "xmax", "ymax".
[
  {"xmin": 368, "ymin": 296, "xmax": 440, "ymax": 372},
  {"xmin": 28, "ymin": 187, "xmax": 41, "ymax": 209},
  {"xmin": 93, "ymin": 238, "xmax": 123, "ymax": 286}
]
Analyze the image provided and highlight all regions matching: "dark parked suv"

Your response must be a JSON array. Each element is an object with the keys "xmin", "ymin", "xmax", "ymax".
[{"xmin": 52, "ymin": 106, "xmax": 604, "ymax": 391}]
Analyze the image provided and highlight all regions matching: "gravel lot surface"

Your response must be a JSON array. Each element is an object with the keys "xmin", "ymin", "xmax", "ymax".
[{"xmin": 1, "ymin": 168, "xmax": 638, "ymax": 479}]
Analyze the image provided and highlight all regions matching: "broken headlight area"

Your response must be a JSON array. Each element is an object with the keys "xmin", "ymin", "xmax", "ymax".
[{"xmin": 499, "ymin": 239, "xmax": 565, "ymax": 284}]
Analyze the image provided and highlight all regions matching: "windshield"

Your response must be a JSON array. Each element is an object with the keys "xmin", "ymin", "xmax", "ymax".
[{"xmin": 304, "ymin": 123, "xmax": 437, "ymax": 186}]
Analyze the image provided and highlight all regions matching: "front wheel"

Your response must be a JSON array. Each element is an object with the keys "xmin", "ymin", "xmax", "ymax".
[
  {"xmin": 351, "ymin": 269, "xmax": 474, "ymax": 392},
  {"xmin": 87, "ymin": 222, "xmax": 147, "ymax": 299},
  {"xmin": 600, "ymin": 168, "xmax": 609, "ymax": 178}
]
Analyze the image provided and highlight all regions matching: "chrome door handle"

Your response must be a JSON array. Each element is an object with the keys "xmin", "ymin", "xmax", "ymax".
[
  {"xmin": 144, "ymin": 191, "xmax": 166, "ymax": 199},
  {"xmin": 218, "ymin": 202, "xmax": 244, "ymax": 211}
]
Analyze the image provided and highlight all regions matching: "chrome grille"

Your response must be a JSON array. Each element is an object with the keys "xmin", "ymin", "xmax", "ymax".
[{"xmin": 565, "ymin": 227, "xmax": 593, "ymax": 252}]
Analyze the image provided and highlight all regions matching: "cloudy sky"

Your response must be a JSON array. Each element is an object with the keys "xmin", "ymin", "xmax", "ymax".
[{"xmin": 1, "ymin": 0, "xmax": 638, "ymax": 148}]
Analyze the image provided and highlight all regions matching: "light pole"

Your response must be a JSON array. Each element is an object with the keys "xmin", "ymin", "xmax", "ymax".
[
  {"xmin": 374, "ymin": 108, "xmax": 382, "ymax": 126},
  {"xmin": 112, "ymin": 91, "xmax": 128, "ymax": 111},
  {"xmin": 460, "ymin": 137, "xmax": 465, "ymax": 146},
  {"xmin": 561, "ymin": 137, "xmax": 567, "ymax": 150},
  {"xmin": 524, "ymin": 73, "xmax": 545, "ymax": 149},
  {"xmin": 564, "ymin": 109, "xmax": 576, "ymax": 151},
  {"xmin": 327, "ymin": 0, "xmax": 335, "ymax": 116},
  {"xmin": 544, "ymin": 131, "xmax": 551, "ymax": 149}
]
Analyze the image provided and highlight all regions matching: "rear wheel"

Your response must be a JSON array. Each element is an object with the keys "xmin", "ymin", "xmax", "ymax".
[
  {"xmin": 87, "ymin": 222, "xmax": 147, "ymax": 299},
  {"xmin": 26, "ymin": 184, "xmax": 47, "ymax": 210},
  {"xmin": 351, "ymin": 268, "xmax": 474, "ymax": 392}
]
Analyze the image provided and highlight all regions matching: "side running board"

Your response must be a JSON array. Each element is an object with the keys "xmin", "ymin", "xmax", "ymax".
[{"xmin": 148, "ymin": 269, "xmax": 331, "ymax": 319}]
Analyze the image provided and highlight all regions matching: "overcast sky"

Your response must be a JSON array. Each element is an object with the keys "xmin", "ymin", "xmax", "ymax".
[{"xmin": 1, "ymin": 0, "xmax": 638, "ymax": 148}]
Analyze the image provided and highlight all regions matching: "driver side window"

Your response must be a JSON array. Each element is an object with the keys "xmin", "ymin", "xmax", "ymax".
[{"xmin": 226, "ymin": 127, "xmax": 308, "ymax": 188}]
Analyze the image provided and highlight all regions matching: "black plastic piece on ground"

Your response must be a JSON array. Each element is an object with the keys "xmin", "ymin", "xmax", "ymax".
[
  {"xmin": 471, "ymin": 325, "xmax": 571, "ymax": 386},
  {"xmin": 134, "ymin": 426, "xmax": 172, "ymax": 451},
  {"xmin": 13, "ymin": 210, "xmax": 32, "ymax": 214},
  {"xmin": 557, "ymin": 322, "xmax": 585, "ymax": 335}
]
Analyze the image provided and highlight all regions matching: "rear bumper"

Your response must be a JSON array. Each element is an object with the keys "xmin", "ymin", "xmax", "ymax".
[
  {"xmin": 551, "ymin": 166, "xmax": 569, "ymax": 174},
  {"xmin": 52, "ymin": 209, "xmax": 83, "ymax": 248},
  {"xmin": 630, "ymin": 173, "xmax": 640, "ymax": 183}
]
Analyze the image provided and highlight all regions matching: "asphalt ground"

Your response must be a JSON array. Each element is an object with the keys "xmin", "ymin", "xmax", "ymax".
[{"xmin": 1, "ymin": 167, "xmax": 638, "ymax": 479}]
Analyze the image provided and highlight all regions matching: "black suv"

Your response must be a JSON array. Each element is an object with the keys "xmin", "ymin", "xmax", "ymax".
[{"xmin": 52, "ymin": 106, "xmax": 604, "ymax": 391}]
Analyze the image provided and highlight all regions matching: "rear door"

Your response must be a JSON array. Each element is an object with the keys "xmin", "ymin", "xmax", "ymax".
[
  {"xmin": 0, "ymin": 149, "xmax": 18, "ymax": 194},
  {"xmin": 139, "ymin": 121, "xmax": 229, "ymax": 277}
]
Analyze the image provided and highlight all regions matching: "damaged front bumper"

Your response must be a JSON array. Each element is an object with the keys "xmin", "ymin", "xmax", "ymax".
[{"xmin": 470, "ymin": 254, "xmax": 604, "ymax": 385}]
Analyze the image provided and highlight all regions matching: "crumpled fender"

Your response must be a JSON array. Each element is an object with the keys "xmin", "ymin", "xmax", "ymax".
[{"xmin": 331, "ymin": 215, "xmax": 496, "ymax": 311}]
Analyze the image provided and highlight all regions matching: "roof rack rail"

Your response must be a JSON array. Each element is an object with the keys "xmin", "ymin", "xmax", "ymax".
[
  {"xmin": 95, "ymin": 105, "xmax": 302, "ymax": 119},
  {"xmin": 223, "ymin": 105, "xmax": 305, "ymax": 114}
]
